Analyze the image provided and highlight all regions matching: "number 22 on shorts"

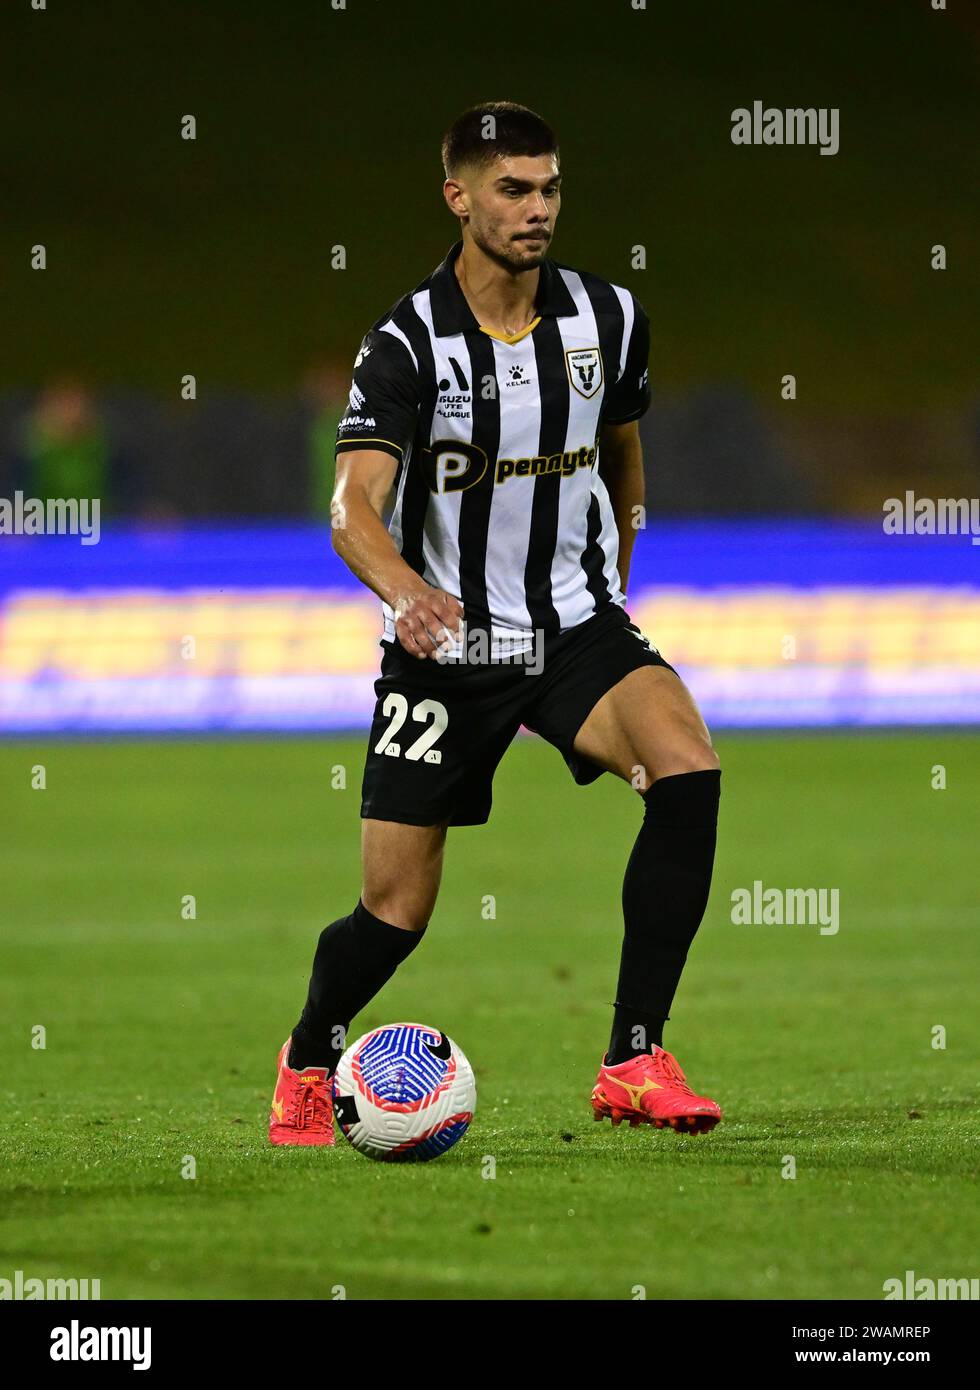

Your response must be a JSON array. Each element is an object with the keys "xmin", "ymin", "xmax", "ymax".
[{"xmin": 374, "ymin": 695, "xmax": 449, "ymax": 764}]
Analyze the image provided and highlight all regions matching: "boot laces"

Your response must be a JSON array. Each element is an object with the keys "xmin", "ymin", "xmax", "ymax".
[
  {"xmin": 653, "ymin": 1049, "xmax": 694, "ymax": 1094},
  {"xmin": 290, "ymin": 1077, "xmax": 329, "ymax": 1130}
]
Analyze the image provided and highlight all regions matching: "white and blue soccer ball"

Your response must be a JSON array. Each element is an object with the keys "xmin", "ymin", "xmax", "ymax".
[{"xmin": 331, "ymin": 1023, "xmax": 476, "ymax": 1162}]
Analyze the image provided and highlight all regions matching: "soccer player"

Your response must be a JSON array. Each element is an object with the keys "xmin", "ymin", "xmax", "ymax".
[{"xmin": 269, "ymin": 102, "xmax": 723, "ymax": 1146}]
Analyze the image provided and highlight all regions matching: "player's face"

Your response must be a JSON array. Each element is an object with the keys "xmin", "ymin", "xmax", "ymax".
[{"xmin": 461, "ymin": 155, "xmax": 561, "ymax": 271}]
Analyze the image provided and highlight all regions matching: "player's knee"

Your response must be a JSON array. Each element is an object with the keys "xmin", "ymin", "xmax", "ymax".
[
  {"xmin": 360, "ymin": 888, "xmax": 432, "ymax": 934},
  {"xmin": 693, "ymin": 739, "xmax": 720, "ymax": 774},
  {"xmin": 651, "ymin": 736, "xmax": 720, "ymax": 781}
]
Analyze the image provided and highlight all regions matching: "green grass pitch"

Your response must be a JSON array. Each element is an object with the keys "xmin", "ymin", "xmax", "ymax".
[{"xmin": 1, "ymin": 732, "xmax": 977, "ymax": 1300}]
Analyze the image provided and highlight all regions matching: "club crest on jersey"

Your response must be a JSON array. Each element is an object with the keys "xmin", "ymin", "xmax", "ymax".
[{"xmin": 565, "ymin": 347, "xmax": 603, "ymax": 399}]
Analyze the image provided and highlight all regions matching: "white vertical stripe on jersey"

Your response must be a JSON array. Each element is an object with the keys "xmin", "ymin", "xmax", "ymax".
[
  {"xmin": 414, "ymin": 289, "xmax": 468, "ymax": 608},
  {"xmin": 590, "ymin": 464, "xmax": 626, "ymax": 602},
  {"xmin": 377, "ymin": 319, "xmax": 419, "ymax": 554},
  {"xmin": 482, "ymin": 333, "xmax": 541, "ymax": 636},
  {"xmin": 595, "ymin": 283, "xmax": 635, "ymax": 603},
  {"xmin": 551, "ymin": 269, "xmax": 621, "ymax": 626},
  {"xmin": 376, "ymin": 324, "xmax": 418, "ymax": 642},
  {"xmin": 610, "ymin": 283, "xmax": 636, "ymax": 386}
]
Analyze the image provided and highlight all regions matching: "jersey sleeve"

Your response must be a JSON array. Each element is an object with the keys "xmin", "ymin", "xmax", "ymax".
[
  {"xmin": 335, "ymin": 327, "xmax": 420, "ymax": 462},
  {"xmin": 601, "ymin": 295, "xmax": 651, "ymax": 425}
]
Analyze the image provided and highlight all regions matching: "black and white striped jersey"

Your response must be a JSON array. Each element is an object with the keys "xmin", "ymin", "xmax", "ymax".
[{"xmin": 336, "ymin": 239, "xmax": 650, "ymax": 655}]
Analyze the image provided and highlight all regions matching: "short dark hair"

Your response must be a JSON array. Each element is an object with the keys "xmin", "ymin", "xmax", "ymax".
[{"xmin": 441, "ymin": 101, "xmax": 559, "ymax": 179}]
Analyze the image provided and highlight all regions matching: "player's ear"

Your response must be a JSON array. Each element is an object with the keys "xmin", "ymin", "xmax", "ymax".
[{"xmin": 443, "ymin": 176, "xmax": 468, "ymax": 219}]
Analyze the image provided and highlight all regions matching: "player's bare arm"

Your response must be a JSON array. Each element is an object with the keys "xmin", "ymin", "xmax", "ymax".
[
  {"xmin": 598, "ymin": 418, "xmax": 645, "ymax": 594},
  {"xmin": 331, "ymin": 448, "xmax": 464, "ymax": 660}
]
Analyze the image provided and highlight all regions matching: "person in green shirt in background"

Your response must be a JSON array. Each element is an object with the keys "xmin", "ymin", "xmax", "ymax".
[{"xmin": 18, "ymin": 381, "xmax": 113, "ymax": 509}]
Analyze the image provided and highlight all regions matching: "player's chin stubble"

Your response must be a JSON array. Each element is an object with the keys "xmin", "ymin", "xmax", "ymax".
[
  {"xmin": 512, "ymin": 236, "xmax": 550, "ymax": 268},
  {"xmin": 479, "ymin": 229, "xmax": 551, "ymax": 273}
]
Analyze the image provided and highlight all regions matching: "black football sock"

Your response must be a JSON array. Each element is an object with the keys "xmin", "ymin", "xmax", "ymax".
[
  {"xmin": 607, "ymin": 1004, "xmax": 665, "ymax": 1062},
  {"xmin": 288, "ymin": 900, "xmax": 425, "ymax": 1073},
  {"xmin": 606, "ymin": 769, "xmax": 721, "ymax": 1066}
]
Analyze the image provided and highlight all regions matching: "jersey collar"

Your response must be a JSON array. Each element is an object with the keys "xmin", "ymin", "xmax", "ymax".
[{"xmin": 428, "ymin": 239, "xmax": 577, "ymax": 338}]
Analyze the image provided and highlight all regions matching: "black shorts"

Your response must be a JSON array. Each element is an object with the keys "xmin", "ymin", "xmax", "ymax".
[{"xmin": 360, "ymin": 604, "xmax": 677, "ymax": 827}]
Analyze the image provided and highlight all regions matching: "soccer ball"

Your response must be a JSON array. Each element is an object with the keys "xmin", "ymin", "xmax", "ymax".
[{"xmin": 331, "ymin": 1023, "xmax": 476, "ymax": 1162}]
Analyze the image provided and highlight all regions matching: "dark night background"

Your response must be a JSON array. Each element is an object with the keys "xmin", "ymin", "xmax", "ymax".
[{"xmin": 3, "ymin": 0, "xmax": 977, "ymax": 518}]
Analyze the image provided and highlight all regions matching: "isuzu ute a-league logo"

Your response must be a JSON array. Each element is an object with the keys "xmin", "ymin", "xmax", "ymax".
[{"xmin": 436, "ymin": 356, "xmax": 472, "ymax": 420}]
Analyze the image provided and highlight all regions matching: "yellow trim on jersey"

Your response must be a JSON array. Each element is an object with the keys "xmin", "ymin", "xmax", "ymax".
[
  {"xmin": 479, "ymin": 317, "xmax": 541, "ymax": 345},
  {"xmin": 335, "ymin": 437, "xmax": 404, "ymax": 454}
]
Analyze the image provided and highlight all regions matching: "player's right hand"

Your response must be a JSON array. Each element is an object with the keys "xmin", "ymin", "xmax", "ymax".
[{"xmin": 393, "ymin": 585, "xmax": 465, "ymax": 660}]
